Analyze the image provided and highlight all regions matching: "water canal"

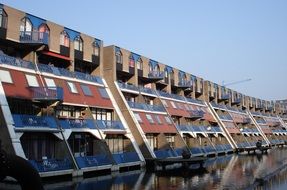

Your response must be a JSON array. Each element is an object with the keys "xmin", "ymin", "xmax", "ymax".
[{"xmin": 2, "ymin": 147, "xmax": 287, "ymax": 190}]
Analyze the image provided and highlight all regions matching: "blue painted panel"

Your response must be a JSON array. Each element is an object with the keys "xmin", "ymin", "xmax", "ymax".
[
  {"xmin": 26, "ymin": 13, "xmax": 46, "ymax": 28},
  {"xmin": 131, "ymin": 52, "xmax": 141, "ymax": 61},
  {"xmin": 94, "ymin": 38, "xmax": 102, "ymax": 47},
  {"xmin": 64, "ymin": 27, "xmax": 80, "ymax": 40},
  {"xmin": 165, "ymin": 66, "xmax": 173, "ymax": 73},
  {"xmin": 149, "ymin": 59, "xmax": 158, "ymax": 68}
]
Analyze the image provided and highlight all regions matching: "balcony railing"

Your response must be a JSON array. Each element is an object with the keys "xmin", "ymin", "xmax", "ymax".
[
  {"xmin": 30, "ymin": 87, "xmax": 63, "ymax": 101},
  {"xmin": 75, "ymin": 155, "xmax": 112, "ymax": 168},
  {"xmin": 19, "ymin": 31, "xmax": 49, "ymax": 44},
  {"xmin": 148, "ymin": 71, "xmax": 164, "ymax": 79},
  {"xmin": 186, "ymin": 97, "xmax": 204, "ymax": 105},
  {"xmin": 189, "ymin": 110, "xmax": 204, "ymax": 118},
  {"xmin": 128, "ymin": 101, "xmax": 165, "ymax": 112},
  {"xmin": 210, "ymin": 102, "xmax": 227, "ymax": 110},
  {"xmin": 140, "ymin": 87, "xmax": 157, "ymax": 95},
  {"xmin": 220, "ymin": 94, "xmax": 230, "ymax": 100},
  {"xmin": 154, "ymin": 149, "xmax": 177, "ymax": 159},
  {"xmin": 13, "ymin": 114, "xmax": 58, "ymax": 129},
  {"xmin": 232, "ymin": 98, "xmax": 241, "ymax": 104},
  {"xmin": 37, "ymin": 63, "xmax": 103, "ymax": 85},
  {"xmin": 96, "ymin": 120, "xmax": 125, "ymax": 130},
  {"xmin": 218, "ymin": 114, "xmax": 233, "ymax": 121},
  {"xmin": 178, "ymin": 80, "xmax": 193, "ymax": 88},
  {"xmin": 29, "ymin": 158, "xmax": 72, "ymax": 172},
  {"xmin": 117, "ymin": 82, "xmax": 140, "ymax": 92},
  {"xmin": 59, "ymin": 119, "xmax": 96, "ymax": 129},
  {"xmin": 112, "ymin": 151, "xmax": 140, "ymax": 164},
  {"xmin": 0, "ymin": 53, "xmax": 35, "ymax": 70}
]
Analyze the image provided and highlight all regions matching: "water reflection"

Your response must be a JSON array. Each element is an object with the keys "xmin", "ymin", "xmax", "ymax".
[{"xmin": 3, "ymin": 148, "xmax": 287, "ymax": 190}]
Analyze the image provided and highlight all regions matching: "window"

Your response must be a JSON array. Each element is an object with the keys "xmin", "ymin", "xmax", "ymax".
[
  {"xmin": 98, "ymin": 87, "xmax": 109, "ymax": 99},
  {"xmin": 165, "ymin": 70, "xmax": 168, "ymax": 78},
  {"xmin": 80, "ymin": 84, "xmax": 92, "ymax": 96},
  {"xmin": 166, "ymin": 135, "xmax": 175, "ymax": 148},
  {"xmin": 90, "ymin": 108, "xmax": 113, "ymax": 121},
  {"xmin": 146, "ymin": 114, "xmax": 154, "ymax": 124},
  {"xmin": 137, "ymin": 58, "xmax": 143, "ymax": 70},
  {"xmin": 154, "ymin": 64, "xmax": 160, "ymax": 72},
  {"xmin": 149, "ymin": 63, "xmax": 153, "ymax": 72},
  {"xmin": 25, "ymin": 74, "xmax": 39, "ymax": 87},
  {"xmin": 0, "ymin": 8, "xmax": 8, "ymax": 28},
  {"xmin": 20, "ymin": 17, "xmax": 32, "ymax": 35},
  {"xmin": 154, "ymin": 115, "xmax": 162, "ymax": 124},
  {"xmin": 129, "ymin": 54, "xmax": 135, "ymax": 67},
  {"xmin": 93, "ymin": 41, "xmax": 100, "ymax": 56},
  {"xmin": 106, "ymin": 135, "xmax": 124, "ymax": 153},
  {"xmin": 0, "ymin": 70, "xmax": 12, "ymax": 83},
  {"xmin": 38, "ymin": 24, "xmax": 49, "ymax": 40},
  {"xmin": 116, "ymin": 50, "xmax": 122, "ymax": 64},
  {"xmin": 44, "ymin": 78, "xmax": 56, "ymax": 88},
  {"xmin": 67, "ymin": 81, "xmax": 78, "ymax": 93},
  {"xmin": 60, "ymin": 31, "xmax": 70, "ymax": 47},
  {"xmin": 134, "ymin": 113, "xmax": 142, "ymax": 123},
  {"xmin": 164, "ymin": 116, "xmax": 172, "ymax": 125},
  {"xmin": 74, "ymin": 36, "xmax": 83, "ymax": 51}
]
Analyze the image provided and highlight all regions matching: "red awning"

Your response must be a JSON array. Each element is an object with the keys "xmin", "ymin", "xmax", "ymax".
[{"xmin": 41, "ymin": 51, "xmax": 71, "ymax": 61}]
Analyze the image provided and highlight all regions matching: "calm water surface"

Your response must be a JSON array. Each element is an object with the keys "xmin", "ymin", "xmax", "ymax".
[{"xmin": 2, "ymin": 148, "xmax": 287, "ymax": 190}]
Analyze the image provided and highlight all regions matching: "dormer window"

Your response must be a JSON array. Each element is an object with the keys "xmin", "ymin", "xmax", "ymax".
[
  {"xmin": 74, "ymin": 36, "xmax": 83, "ymax": 51},
  {"xmin": 137, "ymin": 58, "xmax": 143, "ymax": 70},
  {"xmin": 93, "ymin": 41, "xmax": 100, "ymax": 56},
  {"xmin": 60, "ymin": 31, "xmax": 70, "ymax": 47},
  {"xmin": 116, "ymin": 50, "xmax": 122, "ymax": 64},
  {"xmin": 129, "ymin": 54, "xmax": 135, "ymax": 67},
  {"xmin": 20, "ymin": 17, "xmax": 32, "ymax": 35}
]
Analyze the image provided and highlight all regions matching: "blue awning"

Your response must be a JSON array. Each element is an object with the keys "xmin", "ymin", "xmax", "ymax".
[
  {"xmin": 115, "ymin": 46, "xmax": 121, "ymax": 53},
  {"xmin": 26, "ymin": 13, "xmax": 46, "ymax": 29},
  {"xmin": 165, "ymin": 66, "xmax": 173, "ymax": 73},
  {"xmin": 149, "ymin": 59, "xmax": 158, "ymax": 68},
  {"xmin": 131, "ymin": 52, "xmax": 141, "ymax": 61},
  {"xmin": 94, "ymin": 38, "xmax": 102, "ymax": 47},
  {"xmin": 64, "ymin": 27, "xmax": 80, "ymax": 41}
]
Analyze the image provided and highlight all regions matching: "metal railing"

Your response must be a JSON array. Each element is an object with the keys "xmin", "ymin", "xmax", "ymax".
[
  {"xmin": 29, "ymin": 158, "xmax": 72, "ymax": 172},
  {"xmin": 0, "ymin": 53, "xmax": 35, "ymax": 70},
  {"xmin": 112, "ymin": 152, "xmax": 140, "ymax": 164},
  {"xmin": 30, "ymin": 87, "xmax": 63, "ymax": 101},
  {"xmin": 148, "ymin": 71, "xmax": 164, "ymax": 79},
  {"xmin": 19, "ymin": 31, "xmax": 49, "ymax": 44},
  {"xmin": 13, "ymin": 114, "xmax": 58, "ymax": 129}
]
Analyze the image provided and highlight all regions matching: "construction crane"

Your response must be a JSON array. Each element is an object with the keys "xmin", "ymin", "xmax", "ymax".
[{"xmin": 222, "ymin": 78, "xmax": 252, "ymax": 87}]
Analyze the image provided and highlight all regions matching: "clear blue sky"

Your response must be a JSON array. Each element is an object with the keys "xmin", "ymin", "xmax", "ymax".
[{"xmin": 2, "ymin": 0, "xmax": 287, "ymax": 100}]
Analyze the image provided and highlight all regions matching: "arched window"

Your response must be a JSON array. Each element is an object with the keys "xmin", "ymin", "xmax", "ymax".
[
  {"xmin": 154, "ymin": 64, "xmax": 160, "ymax": 72},
  {"xmin": 136, "ymin": 58, "xmax": 143, "ymax": 70},
  {"xmin": 60, "ymin": 31, "xmax": 70, "ymax": 47},
  {"xmin": 0, "ymin": 8, "xmax": 8, "ymax": 28},
  {"xmin": 129, "ymin": 54, "xmax": 135, "ymax": 67},
  {"xmin": 74, "ymin": 36, "xmax": 83, "ymax": 51},
  {"xmin": 38, "ymin": 24, "xmax": 49, "ymax": 40},
  {"xmin": 149, "ymin": 63, "xmax": 153, "ymax": 72},
  {"xmin": 164, "ymin": 69, "xmax": 168, "ymax": 78},
  {"xmin": 115, "ymin": 50, "xmax": 122, "ymax": 64},
  {"xmin": 92, "ymin": 41, "xmax": 100, "ymax": 56},
  {"xmin": 20, "ymin": 17, "xmax": 32, "ymax": 36}
]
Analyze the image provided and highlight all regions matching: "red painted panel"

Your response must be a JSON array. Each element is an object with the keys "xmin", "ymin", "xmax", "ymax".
[
  {"xmin": 136, "ymin": 112, "xmax": 177, "ymax": 133},
  {"xmin": 54, "ymin": 78, "xmax": 113, "ymax": 108},
  {"xmin": 2, "ymin": 69, "xmax": 44, "ymax": 99},
  {"xmin": 165, "ymin": 100, "xmax": 190, "ymax": 117}
]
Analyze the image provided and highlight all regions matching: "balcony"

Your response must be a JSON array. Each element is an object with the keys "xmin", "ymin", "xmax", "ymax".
[
  {"xmin": 59, "ymin": 119, "xmax": 96, "ymax": 129},
  {"xmin": 232, "ymin": 98, "xmax": 241, "ymax": 104},
  {"xmin": 117, "ymin": 82, "xmax": 140, "ymax": 92},
  {"xmin": 0, "ymin": 53, "xmax": 35, "ymax": 70},
  {"xmin": 186, "ymin": 97, "xmax": 204, "ymax": 105},
  {"xmin": 30, "ymin": 87, "xmax": 63, "ymax": 101},
  {"xmin": 12, "ymin": 114, "xmax": 58, "ymax": 129},
  {"xmin": 29, "ymin": 158, "xmax": 72, "ymax": 172},
  {"xmin": 154, "ymin": 149, "xmax": 177, "ymax": 159},
  {"xmin": 19, "ymin": 31, "xmax": 49, "ymax": 45},
  {"xmin": 177, "ymin": 80, "xmax": 193, "ymax": 88},
  {"xmin": 96, "ymin": 120, "xmax": 125, "ymax": 130},
  {"xmin": 189, "ymin": 110, "xmax": 204, "ymax": 119},
  {"xmin": 128, "ymin": 101, "xmax": 165, "ymax": 112},
  {"xmin": 75, "ymin": 154, "xmax": 112, "ymax": 168},
  {"xmin": 74, "ymin": 50, "xmax": 83, "ymax": 60},
  {"xmin": 148, "ymin": 71, "xmax": 164, "ymax": 80},
  {"xmin": 139, "ymin": 87, "xmax": 157, "ymax": 95},
  {"xmin": 210, "ymin": 102, "xmax": 227, "ymax": 110},
  {"xmin": 112, "ymin": 151, "xmax": 140, "ymax": 164},
  {"xmin": 220, "ymin": 93, "xmax": 230, "ymax": 100}
]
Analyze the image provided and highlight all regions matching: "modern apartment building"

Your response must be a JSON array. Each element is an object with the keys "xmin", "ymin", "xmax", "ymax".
[{"xmin": 0, "ymin": 4, "xmax": 286, "ymax": 177}]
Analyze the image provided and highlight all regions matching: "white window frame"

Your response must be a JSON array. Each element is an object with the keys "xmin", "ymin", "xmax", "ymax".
[
  {"xmin": 134, "ymin": 113, "xmax": 142, "ymax": 123},
  {"xmin": 0, "ymin": 70, "xmax": 13, "ymax": 83},
  {"xmin": 67, "ymin": 81, "xmax": 78, "ymax": 93},
  {"xmin": 44, "ymin": 78, "xmax": 56, "ymax": 89},
  {"xmin": 25, "ymin": 74, "xmax": 39, "ymax": 87},
  {"xmin": 146, "ymin": 114, "xmax": 154, "ymax": 124}
]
